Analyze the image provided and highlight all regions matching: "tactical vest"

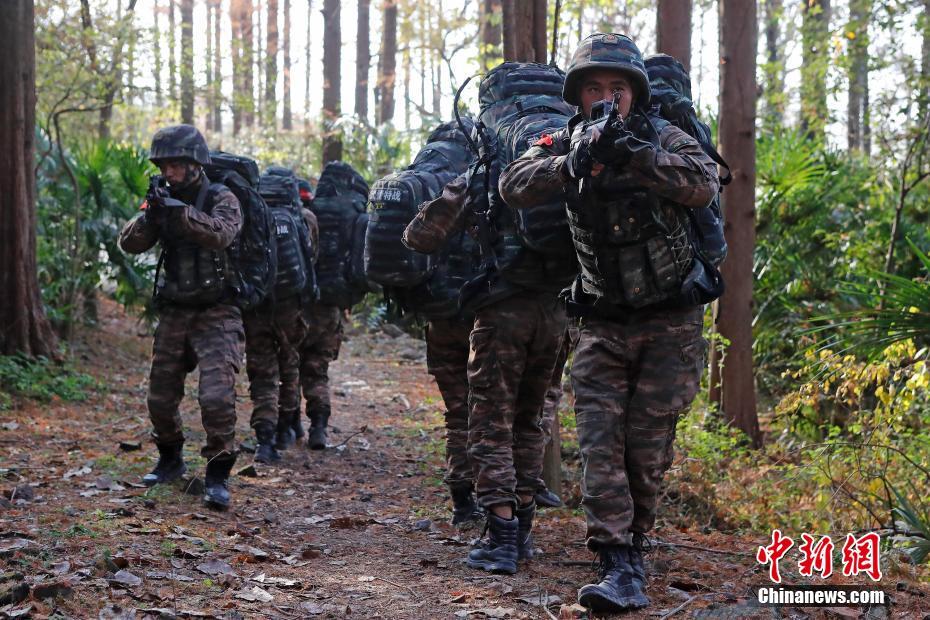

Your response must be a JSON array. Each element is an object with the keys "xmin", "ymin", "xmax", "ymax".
[{"xmin": 155, "ymin": 181, "xmax": 234, "ymax": 306}]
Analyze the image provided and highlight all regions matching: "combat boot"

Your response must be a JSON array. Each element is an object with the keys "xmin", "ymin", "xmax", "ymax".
[
  {"xmin": 275, "ymin": 409, "xmax": 297, "ymax": 450},
  {"xmin": 515, "ymin": 501, "xmax": 536, "ymax": 561},
  {"xmin": 578, "ymin": 546, "xmax": 650, "ymax": 612},
  {"xmin": 253, "ymin": 421, "xmax": 281, "ymax": 463},
  {"xmin": 466, "ymin": 512, "xmax": 519, "ymax": 575},
  {"xmin": 629, "ymin": 532, "xmax": 652, "ymax": 589},
  {"xmin": 449, "ymin": 484, "xmax": 483, "ymax": 526},
  {"xmin": 534, "ymin": 487, "xmax": 563, "ymax": 508},
  {"xmin": 307, "ymin": 406, "xmax": 330, "ymax": 450},
  {"xmin": 203, "ymin": 454, "xmax": 236, "ymax": 509},
  {"xmin": 142, "ymin": 442, "xmax": 186, "ymax": 487},
  {"xmin": 292, "ymin": 414, "xmax": 306, "ymax": 441}
]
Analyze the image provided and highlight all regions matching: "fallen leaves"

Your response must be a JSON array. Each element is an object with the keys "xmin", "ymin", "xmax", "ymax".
[
  {"xmin": 196, "ymin": 558, "xmax": 234, "ymax": 576},
  {"xmin": 109, "ymin": 569, "xmax": 142, "ymax": 588},
  {"xmin": 234, "ymin": 585, "xmax": 274, "ymax": 602}
]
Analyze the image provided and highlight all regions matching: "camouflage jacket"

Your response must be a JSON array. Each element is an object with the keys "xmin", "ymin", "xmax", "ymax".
[
  {"xmin": 301, "ymin": 207, "xmax": 320, "ymax": 263},
  {"xmin": 118, "ymin": 174, "xmax": 242, "ymax": 255},
  {"xmin": 401, "ymin": 172, "xmax": 470, "ymax": 255},
  {"xmin": 498, "ymin": 113, "xmax": 720, "ymax": 211}
]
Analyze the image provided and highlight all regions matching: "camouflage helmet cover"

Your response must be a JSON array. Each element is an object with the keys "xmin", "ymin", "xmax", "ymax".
[
  {"xmin": 149, "ymin": 124, "xmax": 212, "ymax": 166},
  {"xmin": 563, "ymin": 33, "xmax": 650, "ymax": 107}
]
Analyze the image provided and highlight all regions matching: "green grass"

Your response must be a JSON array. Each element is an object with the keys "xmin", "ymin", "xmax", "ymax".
[{"xmin": 0, "ymin": 353, "xmax": 101, "ymax": 406}]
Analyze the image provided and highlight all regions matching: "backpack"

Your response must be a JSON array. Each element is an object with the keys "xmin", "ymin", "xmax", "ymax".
[
  {"xmin": 258, "ymin": 169, "xmax": 314, "ymax": 301},
  {"xmin": 365, "ymin": 119, "xmax": 473, "ymax": 290},
  {"xmin": 202, "ymin": 151, "xmax": 277, "ymax": 310},
  {"xmin": 311, "ymin": 161, "xmax": 371, "ymax": 308},
  {"xmin": 645, "ymin": 53, "xmax": 729, "ymax": 267},
  {"xmin": 258, "ymin": 171, "xmax": 301, "ymax": 210}
]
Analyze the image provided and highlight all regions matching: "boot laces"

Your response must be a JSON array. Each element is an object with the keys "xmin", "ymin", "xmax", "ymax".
[{"xmin": 631, "ymin": 532, "xmax": 652, "ymax": 554}]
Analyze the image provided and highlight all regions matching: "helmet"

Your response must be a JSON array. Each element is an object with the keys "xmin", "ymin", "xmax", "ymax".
[
  {"xmin": 563, "ymin": 33, "xmax": 650, "ymax": 108},
  {"xmin": 297, "ymin": 178, "xmax": 314, "ymax": 205},
  {"xmin": 149, "ymin": 124, "xmax": 212, "ymax": 166}
]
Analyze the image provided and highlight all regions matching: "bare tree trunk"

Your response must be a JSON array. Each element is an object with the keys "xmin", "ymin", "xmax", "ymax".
[
  {"xmin": 244, "ymin": 0, "xmax": 255, "ymax": 127},
  {"xmin": 0, "ymin": 0, "xmax": 57, "ymax": 357},
  {"xmin": 214, "ymin": 0, "xmax": 223, "ymax": 132},
  {"xmin": 542, "ymin": 416, "xmax": 562, "ymax": 498},
  {"xmin": 502, "ymin": 0, "xmax": 515, "ymax": 59},
  {"xmin": 847, "ymin": 0, "xmax": 870, "ymax": 152},
  {"xmin": 762, "ymin": 0, "xmax": 784, "ymax": 128},
  {"xmin": 255, "ymin": 1, "xmax": 264, "ymax": 124},
  {"xmin": 305, "ymin": 0, "xmax": 313, "ymax": 122},
  {"xmin": 154, "ymin": 0, "xmax": 162, "ymax": 106},
  {"xmin": 799, "ymin": 0, "xmax": 830, "ymax": 140},
  {"xmin": 656, "ymin": 0, "xmax": 692, "ymax": 71},
  {"xmin": 169, "ymin": 0, "xmax": 177, "ymax": 101},
  {"xmin": 921, "ymin": 0, "xmax": 930, "ymax": 106},
  {"xmin": 355, "ymin": 0, "xmax": 371, "ymax": 121},
  {"xmin": 266, "ymin": 0, "xmax": 279, "ymax": 127},
  {"xmin": 232, "ymin": 0, "xmax": 243, "ymax": 134},
  {"xmin": 322, "ymin": 0, "xmax": 342, "ymax": 162},
  {"xmin": 714, "ymin": 0, "xmax": 760, "ymax": 447},
  {"xmin": 378, "ymin": 0, "xmax": 398, "ymax": 125},
  {"xmin": 430, "ymin": 0, "xmax": 441, "ymax": 115},
  {"xmin": 402, "ymin": 4, "xmax": 411, "ymax": 127},
  {"xmin": 283, "ymin": 0, "xmax": 292, "ymax": 129},
  {"xmin": 480, "ymin": 0, "xmax": 502, "ymax": 71},
  {"xmin": 180, "ymin": 0, "xmax": 194, "ymax": 123},
  {"xmin": 532, "ymin": 0, "xmax": 546, "ymax": 63},
  {"xmin": 503, "ymin": 0, "xmax": 546, "ymax": 62},
  {"xmin": 206, "ymin": 1, "xmax": 213, "ymax": 131}
]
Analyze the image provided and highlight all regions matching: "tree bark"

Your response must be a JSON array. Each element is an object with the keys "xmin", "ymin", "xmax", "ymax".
[
  {"xmin": 502, "ymin": 0, "xmax": 516, "ymax": 60},
  {"xmin": 378, "ymin": 0, "xmax": 398, "ymax": 125},
  {"xmin": 799, "ymin": 0, "xmax": 830, "ymax": 140},
  {"xmin": 322, "ymin": 0, "xmax": 342, "ymax": 162},
  {"xmin": 154, "ymin": 0, "xmax": 162, "ymax": 106},
  {"xmin": 921, "ymin": 0, "xmax": 930, "ymax": 106},
  {"xmin": 714, "ymin": 0, "xmax": 760, "ymax": 447},
  {"xmin": 180, "ymin": 0, "xmax": 194, "ymax": 123},
  {"xmin": 232, "ymin": 0, "xmax": 243, "ymax": 134},
  {"xmin": 214, "ymin": 0, "xmax": 223, "ymax": 132},
  {"xmin": 657, "ymin": 0, "xmax": 692, "ymax": 72},
  {"xmin": 169, "ymin": 0, "xmax": 177, "ymax": 102},
  {"xmin": 503, "ymin": 0, "xmax": 546, "ymax": 62},
  {"xmin": 355, "ymin": 0, "xmax": 371, "ymax": 121},
  {"xmin": 244, "ymin": 0, "xmax": 255, "ymax": 127},
  {"xmin": 542, "ymin": 416, "xmax": 562, "ymax": 499},
  {"xmin": 846, "ymin": 0, "xmax": 870, "ymax": 152},
  {"xmin": 0, "ymin": 0, "xmax": 57, "ymax": 357},
  {"xmin": 266, "ymin": 0, "xmax": 279, "ymax": 127},
  {"xmin": 762, "ymin": 0, "xmax": 784, "ymax": 128},
  {"xmin": 206, "ymin": 1, "xmax": 213, "ymax": 131},
  {"xmin": 305, "ymin": 0, "xmax": 313, "ymax": 122},
  {"xmin": 480, "ymin": 0, "xmax": 502, "ymax": 71},
  {"xmin": 283, "ymin": 0, "xmax": 293, "ymax": 129}
]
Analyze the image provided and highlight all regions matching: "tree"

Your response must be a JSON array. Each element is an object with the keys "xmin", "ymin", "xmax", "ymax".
[
  {"xmin": 502, "ymin": 0, "xmax": 546, "ymax": 62},
  {"xmin": 180, "ymin": 0, "xmax": 194, "ymax": 123},
  {"xmin": 800, "ymin": 0, "xmax": 831, "ymax": 140},
  {"xmin": 231, "ymin": 0, "xmax": 255, "ymax": 133},
  {"xmin": 761, "ymin": 0, "xmax": 785, "ymax": 128},
  {"xmin": 356, "ymin": 0, "xmax": 371, "ymax": 121},
  {"xmin": 847, "ymin": 0, "xmax": 870, "ymax": 152},
  {"xmin": 322, "ymin": 0, "xmax": 342, "ymax": 162},
  {"xmin": 266, "ymin": 0, "xmax": 279, "ymax": 127},
  {"xmin": 305, "ymin": 0, "xmax": 313, "ymax": 122},
  {"xmin": 378, "ymin": 0, "xmax": 398, "ymax": 125},
  {"xmin": 213, "ymin": 0, "xmax": 223, "ymax": 132},
  {"xmin": 283, "ymin": 0, "xmax": 293, "ymax": 129},
  {"xmin": 0, "ymin": 0, "xmax": 57, "ymax": 357},
  {"xmin": 714, "ymin": 0, "xmax": 760, "ymax": 447},
  {"xmin": 206, "ymin": 0, "xmax": 213, "ymax": 130},
  {"xmin": 153, "ymin": 0, "xmax": 163, "ymax": 107},
  {"xmin": 168, "ymin": 0, "xmax": 177, "ymax": 101},
  {"xmin": 480, "ymin": 0, "xmax": 502, "ymax": 71},
  {"xmin": 657, "ymin": 0, "xmax": 692, "ymax": 71}
]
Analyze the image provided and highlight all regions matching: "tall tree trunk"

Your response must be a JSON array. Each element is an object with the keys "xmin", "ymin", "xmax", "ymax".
[
  {"xmin": 480, "ymin": 0, "xmax": 502, "ymax": 71},
  {"xmin": 378, "ymin": 0, "xmax": 398, "ymax": 125},
  {"xmin": 921, "ymin": 0, "xmax": 930, "ymax": 106},
  {"xmin": 169, "ymin": 0, "xmax": 177, "ymax": 101},
  {"xmin": 355, "ymin": 0, "xmax": 371, "ymax": 121},
  {"xmin": 305, "ymin": 0, "xmax": 313, "ymax": 122},
  {"xmin": 846, "ymin": 0, "xmax": 870, "ymax": 152},
  {"xmin": 154, "ymin": 0, "xmax": 162, "ymax": 106},
  {"xmin": 180, "ymin": 0, "xmax": 194, "ymax": 123},
  {"xmin": 0, "ymin": 0, "xmax": 57, "ymax": 357},
  {"xmin": 266, "ymin": 0, "xmax": 279, "ymax": 127},
  {"xmin": 244, "ymin": 0, "xmax": 255, "ymax": 127},
  {"xmin": 418, "ymin": 3, "xmax": 426, "ymax": 110},
  {"xmin": 714, "ymin": 0, "xmax": 760, "ymax": 447},
  {"xmin": 214, "ymin": 0, "xmax": 223, "ymax": 132},
  {"xmin": 799, "ymin": 0, "xmax": 830, "ymax": 140},
  {"xmin": 762, "ymin": 0, "xmax": 784, "ymax": 128},
  {"xmin": 206, "ymin": 1, "xmax": 214, "ymax": 131},
  {"xmin": 402, "ymin": 4, "xmax": 411, "ymax": 128},
  {"xmin": 657, "ymin": 0, "xmax": 692, "ymax": 71},
  {"xmin": 283, "ymin": 0, "xmax": 292, "ymax": 129},
  {"xmin": 232, "ymin": 0, "xmax": 242, "ymax": 134},
  {"xmin": 430, "ymin": 0, "xmax": 441, "ymax": 115},
  {"xmin": 322, "ymin": 0, "xmax": 342, "ymax": 162},
  {"xmin": 502, "ymin": 0, "xmax": 516, "ymax": 60},
  {"xmin": 255, "ymin": 1, "xmax": 264, "ymax": 123},
  {"xmin": 502, "ymin": 0, "xmax": 546, "ymax": 62}
]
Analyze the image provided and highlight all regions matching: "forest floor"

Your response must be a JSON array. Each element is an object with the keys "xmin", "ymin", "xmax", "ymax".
[{"xmin": 1, "ymin": 299, "xmax": 929, "ymax": 619}]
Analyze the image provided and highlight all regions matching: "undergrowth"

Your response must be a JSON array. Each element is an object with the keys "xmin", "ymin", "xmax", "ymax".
[{"xmin": 0, "ymin": 354, "xmax": 101, "ymax": 408}]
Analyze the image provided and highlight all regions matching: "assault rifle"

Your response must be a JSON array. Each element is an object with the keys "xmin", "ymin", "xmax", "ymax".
[
  {"xmin": 146, "ymin": 175, "xmax": 189, "ymax": 212},
  {"xmin": 569, "ymin": 91, "xmax": 630, "ymax": 192}
]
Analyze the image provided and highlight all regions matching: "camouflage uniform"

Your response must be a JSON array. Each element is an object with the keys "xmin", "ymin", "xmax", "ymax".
[
  {"xmin": 119, "ymin": 172, "xmax": 243, "ymax": 460},
  {"xmin": 540, "ymin": 326, "xmax": 578, "ymax": 451},
  {"xmin": 299, "ymin": 302, "xmax": 343, "ymax": 419},
  {"xmin": 425, "ymin": 317, "xmax": 475, "ymax": 489},
  {"xmin": 499, "ymin": 72, "xmax": 718, "ymax": 549},
  {"xmin": 404, "ymin": 175, "xmax": 568, "ymax": 510}
]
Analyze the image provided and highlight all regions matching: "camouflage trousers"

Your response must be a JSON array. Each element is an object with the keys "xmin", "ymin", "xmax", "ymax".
[
  {"xmin": 147, "ymin": 303, "xmax": 244, "ymax": 459},
  {"xmin": 571, "ymin": 307, "xmax": 706, "ymax": 549},
  {"xmin": 468, "ymin": 291, "xmax": 567, "ymax": 509},
  {"xmin": 426, "ymin": 317, "xmax": 474, "ymax": 489},
  {"xmin": 299, "ymin": 303, "xmax": 343, "ymax": 419},
  {"xmin": 243, "ymin": 296, "xmax": 308, "ymax": 428},
  {"xmin": 540, "ymin": 326, "xmax": 579, "ymax": 448}
]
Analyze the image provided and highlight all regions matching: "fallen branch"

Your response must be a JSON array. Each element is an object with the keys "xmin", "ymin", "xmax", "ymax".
[
  {"xmin": 658, "ymin": 595, "xmax": 697, "ymax": 620},
  {"xmin": 374, "ymin": 575, "xmax": 416, "ymax": 597},
  {"xmin": 333, "ymin": 426, "xmax": 369, "ymax": 449}
]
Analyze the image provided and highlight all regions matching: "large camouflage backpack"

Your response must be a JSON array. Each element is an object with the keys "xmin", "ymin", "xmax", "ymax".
[
  {"xmin": 259, "ymin": 170, "xmax": 314, "ymax": 301},
  {"xmin": 311, "ymin": 161, "xmax": 371, "ymax": 308},
  {"xmin": 463, "ymin": 62, "xmax": 577, "ymax": 301},
  {"xmin": 645, "ymin": 53, "xmax": 730, "ymax": 267},
  {"xmin": 364, "ymin": 119, "xmax": 474, "ymax": 291},
  {"xmin": 202, "ymin": 151, "xmax": 277, "ymax": 310}
]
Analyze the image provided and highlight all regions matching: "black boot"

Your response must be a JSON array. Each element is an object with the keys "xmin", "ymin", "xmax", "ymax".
[
  {"xmin": 292, "ymin": 413, "xmax": 306, "ymax": 441},
  {"xmin": 275, "ymin": 410, "xmax": 297, "ymax": 450},
  {"xmin": 466, "ymin": 512, "xmax": 519, "ymax": 575},
  {"xmin": 534, "ymin": 487, "xmax": 563, "ymax": 509},
  {"xmin": 629, "ymin": 532, "xmax": 652, "ymax": 589},
  {"xmin": 578, "ymin": 546, "xmax": 650, "ymax": 612},
  {"xmin": 142, "ymin": 442, "xmax": 186, "ymax": 487},
  {"xmin": 253, "ymin": 421, "xmax": 281, "ymax": 463},
  {"xmin": 203, "ymin": 454, "xmax": 236, "ymax": 509},
  {"xmin": 449, "ymin": 484, "xmax": 483, "ymax": 526},
  {"xmin": 515, "ymin": 501, "xmax": 536, "ymax": 561},
  {"xmin": 307, "ymin": 406, "xmax": 330, "ymax": 450}
]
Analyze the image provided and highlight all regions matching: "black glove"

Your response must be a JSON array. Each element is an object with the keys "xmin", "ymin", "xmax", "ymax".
[
  {"xmin": 600, "ymin": 132, "xmax": 654, "ymax": 167},
  {"xmin": 563, "ymin": 137, "xmax": 594, "ymax": 181}
]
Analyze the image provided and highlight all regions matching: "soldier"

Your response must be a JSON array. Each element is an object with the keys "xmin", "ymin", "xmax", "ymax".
[
  {"xmin": 118, "ymin": 125, "xmax": 244, "ymax": 510},
  {"xmin": 292, "ymin": 178, "xmax": 320, "ymax": 443},
  {"xmin": 499, "ymin": 34, "xmax": 719, "ymax": 612}
]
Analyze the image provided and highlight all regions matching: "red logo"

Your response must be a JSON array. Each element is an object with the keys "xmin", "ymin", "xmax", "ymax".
[
  {"xmin": 757, "ymin": 529, "xmax": 794, "ymax": 583},
  {"xmin": 841, "ymin": 533, "xmax": 882, "ymax": 581},
  {"xmin": 756, "ymin": 530, "xmax": 883, "ymax": 583},
  {"xmin": 798, "ymin": 534, "xmax": 834, "ymax": 578},
  {"xmin": 534, "ymin": 134, "xmax": 554, "ymax": 147}
]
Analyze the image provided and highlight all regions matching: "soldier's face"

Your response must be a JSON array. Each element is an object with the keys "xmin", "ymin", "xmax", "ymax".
[
  {"xmin": 578, "ymin": 70, "xmax": 635, "ymax": 119},
  {"xmin": 158, "ymin": 159, "xmax": 200, "ymax": 188}
]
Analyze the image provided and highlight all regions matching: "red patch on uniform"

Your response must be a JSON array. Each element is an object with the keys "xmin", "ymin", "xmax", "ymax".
[
  {"xmin": 534, "ymin": 134, "xmax": 554, "ymax": 147},
  {"xmin": 140, "ymin": 200, "xmax": 149, "ymax": 211}
]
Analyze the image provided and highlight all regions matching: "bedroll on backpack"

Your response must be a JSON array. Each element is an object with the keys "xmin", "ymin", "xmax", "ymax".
[
  {"xmin": 645, "ymin": 53, "xmax": 729, "ymax": 268},
  {"xmin": 203, "ymin": 151, "xmax": 277, "ymax": 311},
  {"xmin": 259, "ymin": 172, "xmax": 301, "ymax": 209}
]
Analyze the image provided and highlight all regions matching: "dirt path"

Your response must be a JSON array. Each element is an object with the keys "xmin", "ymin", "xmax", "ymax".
[{"xmin": 1, "ymin": 301, "xmax": 927, "ymax": 619}]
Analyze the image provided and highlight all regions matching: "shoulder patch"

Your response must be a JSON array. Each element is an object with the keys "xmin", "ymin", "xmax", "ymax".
[{"xmin": 534, "ymin": 134, "xmax": 554, "ymax": 147}]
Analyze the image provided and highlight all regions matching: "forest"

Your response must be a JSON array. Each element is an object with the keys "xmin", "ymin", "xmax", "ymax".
[{"xmin": 0, "ymin": 0, "xmax": 929, "ymax": 618}]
